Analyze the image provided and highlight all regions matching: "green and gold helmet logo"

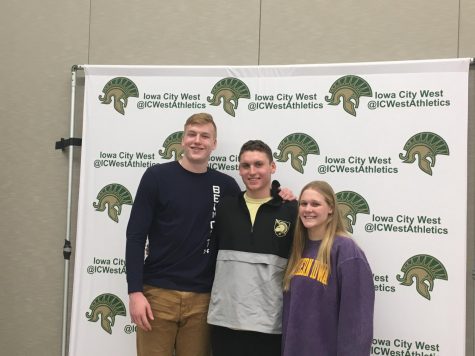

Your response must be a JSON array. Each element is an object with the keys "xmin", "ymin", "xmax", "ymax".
[
  {"xmin": 399, "ymin": 132, "xmax": 449, "ymax": 176},
  {"xmin": 92, "ymin": 183, "xmax": 133, "ymax": 223},
  {"xmin": 98, "ymin": 77, "xmax": 139, "ymax": 115},
  {"xmin": 325, "ymin": 75, "xmax": 372, "ymax": 116},
  {"xmin": 158, "ymin": 131, "xmax": 184, "ymax": 161},
  {"xmin": 207, "ymin": 77, "xmax": 250, "ymax": 117},
  {"xmin": 336, "ymin": 191, "xmax": 370, "ymax": 233},
  {"xmin": 86, "ymin": 293, "xmax": 126, "ymax": 334},
  {"xmin": 397, "ymin": 254, "xmax": 448, "ymax": 300},
  {"xmin": 273, "ymin": 133, "xmax": 320, "ymax": 174},
  {"xmin": 274, "ymin": 219, "xmax": 291, "ymax": 237}
]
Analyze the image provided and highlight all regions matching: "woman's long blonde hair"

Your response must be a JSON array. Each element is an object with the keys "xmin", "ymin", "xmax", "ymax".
[{"xmin": 283, "ymin": 181, "xmax": 349, "ymax": 291}]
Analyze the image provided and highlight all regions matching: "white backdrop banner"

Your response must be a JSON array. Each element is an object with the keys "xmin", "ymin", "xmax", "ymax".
[{"xmin": 69, "ymin": 59, "xmax": 470, "ymax": 356}]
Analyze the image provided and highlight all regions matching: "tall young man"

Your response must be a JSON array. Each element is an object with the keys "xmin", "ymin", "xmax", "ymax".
[
  {"xmin": 126, "ymin": 113, "xmax": 241, "ymax": 356},
  {"xmin": 207, "ymin": 140, "xmax": 298, "ymax": 356}
]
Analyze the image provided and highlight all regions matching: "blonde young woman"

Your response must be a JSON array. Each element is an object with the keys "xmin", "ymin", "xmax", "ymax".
[{"xmin": 282, "ymin": 181, "xmax": 374, "ymax": 356}]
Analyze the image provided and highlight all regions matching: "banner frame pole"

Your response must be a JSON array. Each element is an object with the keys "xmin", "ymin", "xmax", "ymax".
[{"xmin": 61, "ymin": 64, "xmax": 84, "ymax": 356}]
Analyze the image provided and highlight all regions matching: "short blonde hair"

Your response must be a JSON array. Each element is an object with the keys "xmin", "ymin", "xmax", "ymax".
[{"xmin": 184, "ymin": 113, "xmax": 217, "ymax": 138}]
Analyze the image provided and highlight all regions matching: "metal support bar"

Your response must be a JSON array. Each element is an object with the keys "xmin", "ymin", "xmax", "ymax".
[{"xmin": 61, "ymin": 64, "xmax": 83, "ymax": 356}]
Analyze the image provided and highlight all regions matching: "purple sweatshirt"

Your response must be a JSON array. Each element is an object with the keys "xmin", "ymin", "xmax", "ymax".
[{"xmin": 282, "ymin": 236, "xmax": 374, "ymax": 356}]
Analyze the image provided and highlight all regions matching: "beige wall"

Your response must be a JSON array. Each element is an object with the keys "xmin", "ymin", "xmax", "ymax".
[{"xmin": 1, "ymin": 1, "xmax": 473, "ymax": 355}]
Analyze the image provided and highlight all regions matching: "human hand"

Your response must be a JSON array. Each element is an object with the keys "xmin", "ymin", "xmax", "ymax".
[
  {"xmin": 278, "ymin": 187, "xmax": 296, "ymax": 201},
  {"xmin": 129, "ymin": 292, "xmax": 154, "ymax": 331}
]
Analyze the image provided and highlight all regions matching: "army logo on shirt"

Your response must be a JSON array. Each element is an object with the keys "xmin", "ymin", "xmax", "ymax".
[
  {"xmin": 158, "ymin": 131, "xmax": 184, "ymax": 161},
  {"xmin": 274, "ymin": 219, "xmax": 291, "ymax": 237},
  {"xmin": 98, "ymin": 77, "xmax": 139, "ymax": 115},
  {"xmin": 207, "ymin": 77, "xmax": 250, "ymax": 117},
  {"xmin": 273, "ymin": 133, "xmax": 320, "ymax": 174},
  {"xmin": 85, "ymin": 293, "xmax": 127, "ymax": 334},
  {"xmin": 396, "ymin": 254, "xmax": 448, "ymax": 300},
  {"xmin": 336, "ymin": 191, "xmax": 370, "ymax": 233},
  {"xmin": 92, "ymin": 183, "xmax": 133, "ymax": 223},
  {"xmin": 325, "ymin": 75, "xmax": 372, "ymax": 116},
  {"xmin": 399, "ymin": 132, "xmax": 449, "ymax": 175}
]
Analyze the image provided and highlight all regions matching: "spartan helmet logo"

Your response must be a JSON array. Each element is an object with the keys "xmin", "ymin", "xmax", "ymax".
[
  {"xmin": 86, "ymin": 293, "xmax": 127, "ymax": 334},
  {"xmin": 92, "ymin": 183, "xmax": 133, "ymax": 223},
  {"xmin": 336, "ymin": 191, "xmax": 370, "ymax": 233},
  {"xmin": 207, "ymin": 77, "xmax": 250, "ymax": 117},
  {"xmin": 399, "ymin": 132, "xmax": 449, "ymax": 175},
  {"xmin": 397, "ymin": 254, "xmax": 448, "ymax": 300},
  {"xmin": 273, "ymin": 133, "xmax": 320, "ymax": 174},
  {"xmin": 158, "ymin": 131, "xmax": 184, "ymax": 161},
  {"xmin": 274, "ymin": 219, "xmax": 291, "ymax": 237},
  {"xmin": 325, "ymin": 75, "xmax": 372, "ymax": 116},
  {"xmin": 98, "ymin": 77, "xmax": 139, "ymax": 115}
]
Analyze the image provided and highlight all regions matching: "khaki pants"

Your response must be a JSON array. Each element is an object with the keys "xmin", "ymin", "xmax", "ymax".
[{"xmin": 137, "ymin": 285, "xmax": 211, "ymax": 356}]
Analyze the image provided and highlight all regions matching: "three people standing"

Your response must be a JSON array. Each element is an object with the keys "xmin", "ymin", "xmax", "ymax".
[{"xmin": 126, "ymin": 112, "xmax": 374, "ymax": 356}]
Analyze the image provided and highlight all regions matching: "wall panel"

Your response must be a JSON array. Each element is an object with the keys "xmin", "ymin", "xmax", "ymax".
[
  {"xmin": 259, "ymin": 0, "xmax": 459, "ymax": 64},
  {"xmin": 0, "ymin": 1, "xmax": 90, "ymax": 355},
  {"xmin": 89, "ymin": 0, "xmax": 261, "ymax": 65}
]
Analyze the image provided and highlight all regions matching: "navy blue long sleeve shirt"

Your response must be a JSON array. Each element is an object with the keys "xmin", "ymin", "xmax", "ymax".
[{"xmin": 125, "ymin": 161, "xmax": 240, "ymax": 294}]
